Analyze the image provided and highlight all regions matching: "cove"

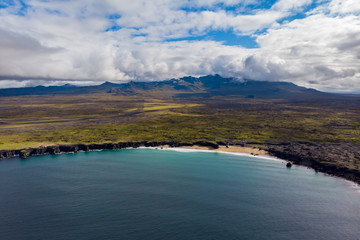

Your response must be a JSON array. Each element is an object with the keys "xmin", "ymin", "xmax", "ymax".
[{"xmin": 0, "ymin": 148, "xmax": 359, "ymax": 240}]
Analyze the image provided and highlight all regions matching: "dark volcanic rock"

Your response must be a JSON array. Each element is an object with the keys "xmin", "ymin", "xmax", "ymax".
[
  {"xmin": 228, "ymin": 141, "xmax": 246, "ymax": 147},
  {"xmin": 179, "ymin": 142, "xmax": 193, "ymax": 147},
  {"xmin": 144, "ymin": 141, "xmax": 167, "ymax": 147},
  {"xmin": 193, "ymin": 141, "xmax": 219, "ymax": 149},
  {"xmin": 103, "ymin": 143, "xmax": 118, "ymax": 150},
  {"xmin": 60, "ymin": 145, "xmax": 79, "ymax": 153},
  {"xmin": 168, "ymin": 141, "xmax": 181, "ymax": 147},
  {"xmin": 0, "ymin": 150, "xmax": 17, "ymax": 159},
  {"xmin": 31, "ymin": 146, "xmax": 47, "ymax": 155},
  {"xmin": 47, "ymin": 146, "xmax": 60, "ymax": 155},
  {"xmin": 20, "ymin": 149, "xmax": 32, "ymax": 159},
  {"xmin": 78, "ymin": 144, "xmax": 90, "ymax": 151}
]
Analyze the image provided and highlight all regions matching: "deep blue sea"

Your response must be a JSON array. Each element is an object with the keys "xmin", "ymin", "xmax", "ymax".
[{"xmin": 0, "ymin": 148, "xmax": 359, "ymax": 240}]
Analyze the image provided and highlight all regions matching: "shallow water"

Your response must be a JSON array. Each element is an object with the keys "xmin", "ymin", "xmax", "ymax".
[{"xmin": 0, "ymin": 149, "xmax": 359, "ymax": 240}]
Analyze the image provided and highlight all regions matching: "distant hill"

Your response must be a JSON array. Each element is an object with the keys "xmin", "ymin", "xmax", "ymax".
[{"xmin": 0, "ymin": 75, "xmax": 356, "ymax": 100}]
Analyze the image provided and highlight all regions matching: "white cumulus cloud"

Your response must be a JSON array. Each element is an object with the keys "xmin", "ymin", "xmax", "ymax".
[{"xmin": 0, "ymin": 0, "xmax": 359, "ymax": 92}]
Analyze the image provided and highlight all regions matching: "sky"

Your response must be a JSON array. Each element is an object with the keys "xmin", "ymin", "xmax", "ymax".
[{"xmin": 0, "ymin": 0, "xmax": 359, "ymax": 92}]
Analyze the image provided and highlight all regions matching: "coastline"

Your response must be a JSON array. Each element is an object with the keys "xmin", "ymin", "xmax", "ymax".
[
  {"xmin": 147, "ymin": 146, "xmax": 284, "ymax": 163},
  {"xmin": 0, "ymin": 140, "xmax": 359, "ymax": 185},
  {"xmin": 180, "ymin": 145, "xmax": 268, "ymax": 155},
  {"xmin": 144, "ymin": 145, "xmax": 268, "ymax": 155}
]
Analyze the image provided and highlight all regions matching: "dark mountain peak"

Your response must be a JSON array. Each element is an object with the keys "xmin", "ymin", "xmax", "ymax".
[
  {"xmin": 100, "ymin": 81, "xmax": 118, "ymax": 87},
  {"xmin": 196, "ymin": 74, "xmax": 233, "ymax": 89},
  {"xmin": 180, "ymin": 76, "xmax": 198, "ymax": 84}
]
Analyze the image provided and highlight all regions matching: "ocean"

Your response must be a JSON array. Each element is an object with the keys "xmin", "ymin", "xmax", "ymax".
[{"xmin": 0, "ymin": 148, "xmax": 359, "ymax": 240}]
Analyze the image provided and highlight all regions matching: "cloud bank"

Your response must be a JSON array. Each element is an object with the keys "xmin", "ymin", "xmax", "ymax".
[{"xmin": 0, "ymin": 0, "xmax": 359, "ymax": 92}]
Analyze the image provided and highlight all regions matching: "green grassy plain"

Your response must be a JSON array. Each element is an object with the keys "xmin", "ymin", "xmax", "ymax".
[{"xmin": 0, "ymin": 93, "xmax": 359, "ymax": 150}]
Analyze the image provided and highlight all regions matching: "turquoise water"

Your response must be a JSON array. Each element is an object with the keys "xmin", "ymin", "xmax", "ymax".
[{"xmin": 0, "ymin": 149, "xmax": 359, "ymax": 240}]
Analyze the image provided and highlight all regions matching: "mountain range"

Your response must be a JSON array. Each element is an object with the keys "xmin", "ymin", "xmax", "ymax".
[{"xmin": 0, "ymin": 75, "xmax": 356, "ymax": 100}]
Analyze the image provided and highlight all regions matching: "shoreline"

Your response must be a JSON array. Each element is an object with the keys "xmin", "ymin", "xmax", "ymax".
[
  {"xmin": 0, "ymin": 140, "xmax": 359, "ymax": 185},
  {"xmin": 142, "ymin": 146, "xmax": 284, "ymax": 163},
  {"xmin": 143, "ymin": 145, "xmax": 268, "ymax": 155},
  {"xmin": 180, "ymin": 145, "xmax": 268, "ymax": 155}
]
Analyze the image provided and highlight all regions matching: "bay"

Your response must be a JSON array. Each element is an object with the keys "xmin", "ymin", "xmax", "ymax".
[{"xmin": 0, "ymin": 149, "xmax": 359, "ymax": 240}]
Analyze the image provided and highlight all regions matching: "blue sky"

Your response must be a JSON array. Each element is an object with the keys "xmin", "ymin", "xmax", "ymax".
[{"xmin": 0, "ymin": 0, "xmax": 359, "ymax": 92}]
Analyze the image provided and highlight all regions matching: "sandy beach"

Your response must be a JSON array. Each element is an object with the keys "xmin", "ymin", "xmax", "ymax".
[{"xmin": 155, "ymin": 145, "xmax": 268, "ymax": 155}]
